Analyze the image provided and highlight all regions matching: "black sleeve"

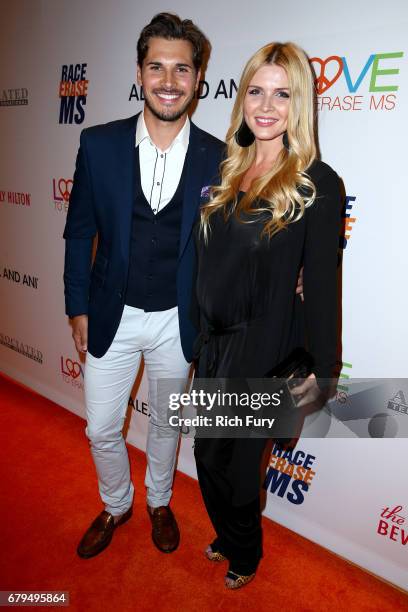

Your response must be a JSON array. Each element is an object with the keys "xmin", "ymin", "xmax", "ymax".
[{"xmin": 303, "ymin": 166, "xmax": 342, "ymax": 386}]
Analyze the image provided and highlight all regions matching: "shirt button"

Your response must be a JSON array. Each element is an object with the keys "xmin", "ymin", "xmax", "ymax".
[
  {"xmin": 160, "ymin": 154, "xmax": 164, "ymax": 158},
  {"xmin": 152, "ymin": 208, "xmax": 157, "ymax": 213}
]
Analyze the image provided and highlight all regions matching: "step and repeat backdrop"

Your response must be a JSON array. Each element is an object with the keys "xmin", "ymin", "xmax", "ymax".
[{"xmin": 0, "ymin": 0, "xmax": 407, "ymax": 591}]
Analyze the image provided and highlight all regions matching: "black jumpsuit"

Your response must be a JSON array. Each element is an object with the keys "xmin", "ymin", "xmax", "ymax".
[{"xmin": 193, "ymin": 160, "xmax": 342, "ymax": 575}]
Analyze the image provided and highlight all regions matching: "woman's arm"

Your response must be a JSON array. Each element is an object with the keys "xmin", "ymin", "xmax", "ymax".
[{"xmin": 302, "ymin": 164, "xmax": 342, "ymax": 388}]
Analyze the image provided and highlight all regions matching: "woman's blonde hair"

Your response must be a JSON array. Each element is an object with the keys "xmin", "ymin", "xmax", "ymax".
[{"xmin": 201, "ymin": 42, "xmax": 317, "ymax": 240}]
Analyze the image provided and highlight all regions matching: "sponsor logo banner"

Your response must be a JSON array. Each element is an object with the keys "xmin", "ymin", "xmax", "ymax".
[
  {"xmin": 60, "ymin": 356, "xmax": 84, "ymax": 389},
  {"xmin": 340, "ymin": 195, "xmax": 357, "ymax": 250},
  {"xmin": 59, "ymin": 63, "xmax": 88, "ymax": 124},
  {"xmin": 310, "ymin": 52, "xmax": 403, "ymax": 112},
  {"xmin": 0, "ymin": 190, "xmax": 31, "ymax": 206},
  {"xmin": 1, "ymin": 267, "xmax": 38, "ymax": 289},
  {"xmin": 334, "ymin": 360, "xmax": 353, "ymax": 403},
  {"xmin": 130, "ymin": 51, "xmax": 404, "ymax": 112},
  {"xmin": 377, "ymin": 505, "xmax": 408, "ymax": 546},
  {"xmin": 128, "ymin": 396, "xmax": 150, "ymax": 417},
  {"xmin": 388, "ymin": 390, "xmax": 408, "ymax": 415},
  {"xmin": 264, "ymin": 443, "xmax": 317, "ymax": 505},
  {"xmin": 327, "ymin": 378, "xmax": 408, "ymax": 438},
  {"xmin": 0, "ymin": 88, "xmax": 28, "ymax": 107},
  {"xmin": 52, "ymin": 178, "xmax": 73, "ymax": 212},
  {"xmin": 0, "ymin": 333, "xmax": 43, "ymax": 363}
]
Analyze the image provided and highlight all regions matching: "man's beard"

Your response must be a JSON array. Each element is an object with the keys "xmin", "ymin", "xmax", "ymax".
[{"xmin": 144, "ymin": 89, "xmax": 195, "ymax": 122}]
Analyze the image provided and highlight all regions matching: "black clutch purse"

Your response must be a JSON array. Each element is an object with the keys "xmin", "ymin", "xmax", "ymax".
[
  {"xmin": 264, "ymin": 347, "xmax": 313, "ymax": 448},
  {"xmin": 265, "ymin": 347, "xmax": 313, "ymax": 380}
]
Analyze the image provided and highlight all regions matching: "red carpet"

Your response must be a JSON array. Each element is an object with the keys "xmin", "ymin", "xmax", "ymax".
[{"xmin": 1, "ymin": 374, "xmax": 407, "ymax": 611}]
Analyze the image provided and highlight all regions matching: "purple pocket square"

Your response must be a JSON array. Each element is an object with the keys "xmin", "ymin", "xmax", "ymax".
[{"xmin": 200, "ymin": 185, "xmax": 211, "ymax": 198}]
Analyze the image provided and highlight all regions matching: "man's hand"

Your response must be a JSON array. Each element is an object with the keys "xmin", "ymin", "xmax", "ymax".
[
  {"xmin": 71, "ymin": 315, "xmax": 88, "ymax": 353},
  {"xmin": 296, "ymin": 266, "xmax": 304, "ymax": 301}
]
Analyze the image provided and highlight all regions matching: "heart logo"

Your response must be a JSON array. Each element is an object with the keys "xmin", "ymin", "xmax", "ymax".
[
  {"xmin": 58, "ymin": 178, "xmax": 74, "ymax": 202},
  {"xmin": 65, "ymin": 358, "xmax": 82, "ymax": 379},
  {"xmin": 310, "ymin": 56, "xmax": 343, "ymax": 94}
]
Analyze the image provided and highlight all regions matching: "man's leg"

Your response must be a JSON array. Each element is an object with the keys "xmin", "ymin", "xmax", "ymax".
[
  {"xmin": 77, "ymin": 306, "xmax": 144, "ymax": 557},
  {"xmin": 142, "ymin": 306, "xmax": 191, "ymax": 550}
]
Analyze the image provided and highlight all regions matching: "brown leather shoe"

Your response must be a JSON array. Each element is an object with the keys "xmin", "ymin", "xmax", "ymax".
[
  {"xmin": 77, "ymin": 508, "xmax": 132, "ymax": 559},
  {"xmin": 147, "ymin": 505, "xmax": 180, "ymax": 553}
]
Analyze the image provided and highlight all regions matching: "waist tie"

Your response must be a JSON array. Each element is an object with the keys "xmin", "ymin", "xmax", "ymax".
[{"xmin": 193, "ymin": 318, "xmax": 251, "ymax": 377}]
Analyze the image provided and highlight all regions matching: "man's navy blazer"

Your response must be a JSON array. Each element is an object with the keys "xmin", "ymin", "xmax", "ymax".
[{"xmin": 63, "ymin": 112, "xmax": 224, "ymax": 362}]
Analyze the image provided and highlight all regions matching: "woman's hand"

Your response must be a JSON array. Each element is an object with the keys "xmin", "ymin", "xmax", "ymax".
[{"xmin": 289, "ymin": 372, "xmax": 321, "ymax": 408}]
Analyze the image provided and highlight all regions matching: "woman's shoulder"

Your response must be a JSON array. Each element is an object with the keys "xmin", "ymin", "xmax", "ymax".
[{"xmin": 306, "ymin": 159, "xmax": 338, "ymax": 184}]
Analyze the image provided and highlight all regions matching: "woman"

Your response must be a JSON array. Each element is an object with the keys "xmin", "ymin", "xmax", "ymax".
[{"xmin": 193, "ymin": 42, "xmax": 341, "ymax": 589}]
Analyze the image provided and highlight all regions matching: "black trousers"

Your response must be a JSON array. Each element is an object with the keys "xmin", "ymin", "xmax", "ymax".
[{"xmin": 194, "ymin": 436, "xmax": 266, "ymax": 575}]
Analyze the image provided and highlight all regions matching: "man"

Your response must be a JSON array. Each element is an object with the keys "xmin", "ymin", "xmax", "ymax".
[{"xmin": 63, "ymin": 13, "xmax": 224, "ymax": 558}]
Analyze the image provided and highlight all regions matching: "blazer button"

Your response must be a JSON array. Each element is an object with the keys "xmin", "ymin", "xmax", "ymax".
[{"xmin": 118, "ymin": 292, "xmax": 122, "ymax": 299}]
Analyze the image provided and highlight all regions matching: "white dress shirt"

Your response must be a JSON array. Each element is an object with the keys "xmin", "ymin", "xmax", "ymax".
[{"xmin": 135, "ymin": 112, "xmax": 190, "ymax": 214}]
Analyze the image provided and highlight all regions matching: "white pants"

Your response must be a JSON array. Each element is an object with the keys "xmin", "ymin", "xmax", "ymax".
[{"xmin": 84, "ymin": 305, "xmax": 191, "ymax": 515}]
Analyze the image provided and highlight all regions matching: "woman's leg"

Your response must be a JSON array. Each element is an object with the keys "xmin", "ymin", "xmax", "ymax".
[
  {"xmin": 194, "ymin": 437, "xmax": 264, "ymax": 574},
  {"xmin": 194, "ymin": 437, "xmax": 234, "ymax": 556},
  {"xmin": 224, "ymin": 496, "xmax": 262, "ymax": 575}
]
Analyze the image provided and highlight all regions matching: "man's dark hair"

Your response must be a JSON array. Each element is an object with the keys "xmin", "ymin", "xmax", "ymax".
[{"xmin": 137, "ymin": 12, "xmax": 208, "ymax": 72}]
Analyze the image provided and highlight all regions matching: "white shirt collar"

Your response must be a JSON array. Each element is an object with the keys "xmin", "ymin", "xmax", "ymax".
[{"xmin": 135, "ymin": 110, "xmax": 190, "ymax": 154}]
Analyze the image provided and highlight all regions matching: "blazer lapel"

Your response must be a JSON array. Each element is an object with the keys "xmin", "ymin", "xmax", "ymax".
[{"xmin": 179, "ymin": 122, "xmax": 207, "ymax": 259}]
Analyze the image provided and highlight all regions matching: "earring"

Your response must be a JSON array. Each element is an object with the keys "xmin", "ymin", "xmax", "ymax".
[
  {"xmin": 235, "ymin": 120, "xmax": 255, "ymax": 147},
  {"xmin": 283, "ymin": 131, "xmax": 289, "ymax": 150}
]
